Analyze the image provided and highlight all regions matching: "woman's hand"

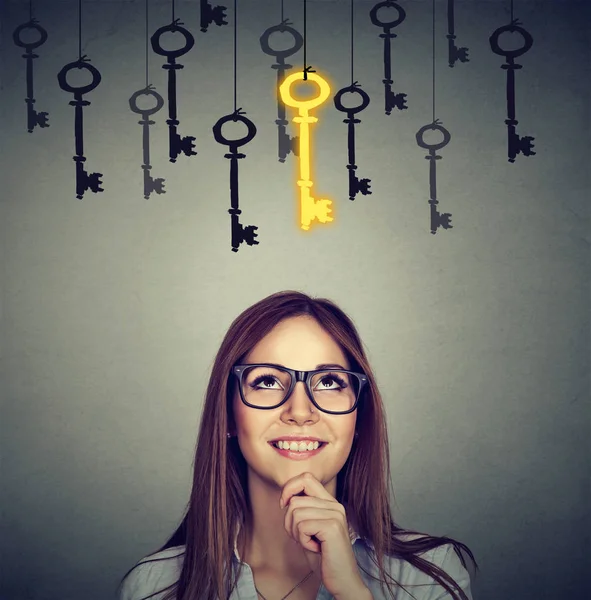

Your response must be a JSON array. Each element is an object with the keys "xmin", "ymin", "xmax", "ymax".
[{"xmin": 279, "ymin": 471, "xmax": 370, "ymax": 600}]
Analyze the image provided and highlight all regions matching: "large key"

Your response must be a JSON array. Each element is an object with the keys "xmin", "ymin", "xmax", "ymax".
[
  {"xmin": 129, "ymin": 85, "xmax": 166, "ymax": 199},
  {"xmin": 200, "ymin": 0, "xmax": 228, "ymax": 32},
  {"xmin": 416, "ymin": 120, "xmax": 453, "ymax": 234},
  {"xmin": 490, "ymin": 19, "xmax": 535, "ymax": 163},
  {"xmin": 212, "ymin": 109, "xmax": 259, "ymax": 252},
  {"xmin": 446, "ymin": 0, "xmax": 469, "ymax": 68},
  {"xmin": 151, "ymin": 19, "xmax": 197, "ymax": 163},
  {"xmin": 333, "ymin": 82, "xmax": 372, "ymax": 201},
  {"xmin": 57, "ymin": 56, "xmax": 104, "ymax": 199},
  {"xmin": 13, "ymin": 18, "xmax": 49, "ymax": 132},
  {"xmin": 260, "ymin": 19, "xmax": 303, "ymax": 162},
  {"xmin": 370, "ymin": 1, "xmax": 408, "ymax": 115},
  {"xmin": 279, "ymin": 69, "xmax": 333, "ymax": 231}
]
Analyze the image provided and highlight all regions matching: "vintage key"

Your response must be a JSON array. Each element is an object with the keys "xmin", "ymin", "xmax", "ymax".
[
  {"xmin": 279, "ymin": 69, "xmax": 333, "ymax": 231},
  {"xmin": 13, "ymin": 18, "xmax": 49, "ymax": 133},
  {"xmin": 333, "ymin": 82, "xmax": 372, "ymax": 201},
  {"xmin": 151, "ymin": 19, "xmax": 197, "ymax": 163},
  {"xmin": 370, "ymin": 1, "xmax": 408, "ymax": 115},
  {"xmin": 57, "ymin": 56, "xmax": 104, "ymax": 199},
  {"xmin": 416, "ymin": 120, "xmax": 453, "ymax": 234},
  {"xmin": 212, "ymin": 109, "xmax": 259, "ymax": 252},
  {"xmin": 260, "ymin": 19, "xmax": 303, "ymax": 163},
  {"xmin": 489, "ymin": 19, "xmax": 535, "ymax": 163},
  {"xmin": 200, "ymin": 0, "xmax": 228, "ymax": 33},
  {"xmin": 129, "ymin": 85, "xmax": 166, "ymax": 199},
  {"xmin": 447, "ymin": 0, "xmax": 469, "ymax": 68}
]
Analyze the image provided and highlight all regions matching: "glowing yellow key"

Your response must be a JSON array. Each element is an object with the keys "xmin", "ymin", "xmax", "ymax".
[{"xmin": 279, "ymin": 70, "xmax": 333, "ymax": 231}]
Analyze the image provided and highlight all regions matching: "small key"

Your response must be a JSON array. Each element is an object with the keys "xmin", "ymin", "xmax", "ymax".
[
  {"xmin": 212, "ymin": 109, "xmax": 259, "ymax": 252},
  {"xmin": 13, "ymin": 18, "xmax": 50, "ymax": 133},
  {"xmin": 57, "ymin": 56, "xmax": 104, "ymax": 199},
  {"xmin": 490, "ymin": 19, "xmax": 535, "ymax": 163},
  {"xmin": 446, "ymin": 0, "xmax": 469, "ymax": 68},
  {"xmin": 370, "ymin": 1, "xmax": 408, "ymax": 115},
  {"xmin": 129, "ymin": 85, "xmax": 166, "ymax": 199},
  {"xmin": 260, "ymin": 19, "xmax": 303, "ymax": 162},
  {"xmin": 151, "ymin": 19, "xmax": 197, "ymax": 163},
  {"xmin": 280, "ymin": 68, "xmax": 333, "ymax": 231},
  {"xmin": 416, "ymin": 120, "xmax": 453, "ymax": 234},
  {"xmin": 200, "ymin": 0, "xmax": 228, "ymax": 32},
  {"xmin": 333, "ymin": 82, "xmax": 372, "ymax": 201}
]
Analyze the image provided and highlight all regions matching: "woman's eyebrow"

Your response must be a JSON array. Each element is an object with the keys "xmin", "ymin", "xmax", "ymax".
[{"xmin": 315, "ymin": 363, "xmax": 347, "ymax": 370}]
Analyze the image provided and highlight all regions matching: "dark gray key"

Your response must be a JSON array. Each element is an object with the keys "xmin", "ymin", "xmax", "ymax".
[
  {"xmin": 446, "ymin": 0, "xmax": 469, "ymax": 68},
  {"xmin": 200, "ymin": 0, "xmax": 228, "ymax": 32}
]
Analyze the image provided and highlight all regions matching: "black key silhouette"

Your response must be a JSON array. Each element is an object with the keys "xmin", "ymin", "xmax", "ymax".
[
  {"xmin": 446, "ymin": 0, "xmax": 469, "ymax": 68},
  {"xmin": 200, "ymin": 0, "xmax": 228, "ymax": 32},
  {"xmin": 260, "ymin": 19, "xmax": 303, "ymax": 163},
  {"xmin": 129, "ymin": 85, "xmax": 166, "ymax": 199},
  {"xmin": 13, "ymin": 18, "xmax": 49, "ymax": 133},
  {"xmin": 151, "ymin": 18, "xmax": 197, "ymax": 163},
  {"xmin": 370, "ymin": 0, "xmax": 408, "ymax": 115},
  {"xmin": 490, "ymin": 19, "xmax": 535, "ymax": 163},
  {"xmin": 333, "ymin": 82, "xmax": 372, "ymax": 201},
  {"xmin": 212, "ymin": 109, "xmax": 259, "ymax": 252},
  {"xmin": 416, "ymin": 120, "xmax": 453, "ymax": 234},
  {"xmin": 57, "ymin": 56, "xmax": 104, "ymax": 199}
]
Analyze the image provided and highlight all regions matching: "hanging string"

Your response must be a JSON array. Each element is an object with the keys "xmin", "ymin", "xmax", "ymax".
[
  {"xmin": 78, "ymin": 0, "xmax": 82, "ymax": 60},
  {"xmin": 172, "ymin": 0, "xmax": 175, "ymax": 23},
  {"xmin": 511, "ymin": 0, "xmax": 514, "ymax": 21},
  {"xmin": 29, "ymin": 0, "xmax": 32, "ymax": 20},
  {"xmin": 432, "ymin": 0, "xmax": 436, "ymax": 122},
  {"xmin": 233, "ymin": 0, "xmax": 237, "ymax": 111},
  {"xmin": 303, "ymin": 0, "xmax": 307, "ymax": 78},
  {"xmin": 145, "ymin": 0, "xmax": 149, "ymax": 87},
  {"xmin": 350, "ymin": 0, "xmax": 354, "ymax": 85},
  {"xmin": 281, "ymin": 0, "xmax": 284, "ymax": 23}
]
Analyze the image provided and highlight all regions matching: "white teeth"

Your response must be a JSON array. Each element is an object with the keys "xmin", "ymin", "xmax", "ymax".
[{"xmin": 276, "ymin": 440, "xmax": 320, "ymax": 451}]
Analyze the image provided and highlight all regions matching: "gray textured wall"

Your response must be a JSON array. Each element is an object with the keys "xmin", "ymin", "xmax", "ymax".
[{"xmin": 1, "ymin": 1, "xmax": 589, "ymax": 599}]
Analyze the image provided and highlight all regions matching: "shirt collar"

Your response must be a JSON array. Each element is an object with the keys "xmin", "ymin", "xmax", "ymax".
[{"xmin": 232, "ymin": 520, "xmax": 361, "ymax": 563}]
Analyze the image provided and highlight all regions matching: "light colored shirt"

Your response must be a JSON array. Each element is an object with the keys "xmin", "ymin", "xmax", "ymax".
[{"xmin": 119, "ymin": 525, "xmax": 473, "ymax": 600}]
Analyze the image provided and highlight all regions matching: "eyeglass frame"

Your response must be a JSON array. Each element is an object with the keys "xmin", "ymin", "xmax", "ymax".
[{"xmin": 231, "ymin": 363, "xmax": 368, "ymax": 415}]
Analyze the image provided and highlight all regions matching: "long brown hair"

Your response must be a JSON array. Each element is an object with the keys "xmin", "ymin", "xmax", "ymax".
[{"xmin": 117, "ymin": 290, "xmax": 478, "ymax": 600}]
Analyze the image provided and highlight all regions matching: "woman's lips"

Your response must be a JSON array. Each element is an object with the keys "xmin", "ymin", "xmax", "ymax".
[{"xmin": 268, "ymin": 441, "xmax": 327, "ymax": 460}]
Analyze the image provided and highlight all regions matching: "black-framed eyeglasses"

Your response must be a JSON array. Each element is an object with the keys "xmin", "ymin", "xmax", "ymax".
[{"xmin": 231, "ymin": 363, "xmax": 368, "ymax": 415}]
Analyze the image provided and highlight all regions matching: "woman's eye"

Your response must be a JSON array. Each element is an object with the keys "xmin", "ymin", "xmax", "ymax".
[{"xmin": 319, "ymin": 377, "xmax": 339, "ymax": 389}]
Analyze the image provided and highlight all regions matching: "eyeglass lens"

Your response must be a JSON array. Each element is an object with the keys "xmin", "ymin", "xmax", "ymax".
[{"xmin": 240, "ymin": 366, "xmax": 360, "ymax": 412}]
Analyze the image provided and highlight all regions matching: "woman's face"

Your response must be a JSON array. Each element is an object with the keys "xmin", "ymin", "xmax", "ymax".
[{"xmin": 231, "ymin": 316, "xmax": 358, "ymax": 495}]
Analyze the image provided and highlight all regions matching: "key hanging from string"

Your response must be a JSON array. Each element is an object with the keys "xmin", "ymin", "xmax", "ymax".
[
  {"xmin": 151, "ymin": 0, "xmax": 197, "ymax": 163},
  {"xmin": 370, "ymin": 0, "xmax": 408, "ymax": 115},
  {"xmin": 489, "ymin": 0, "xmax": 535, "ymax": 163},
  {"xmin": 200, "ymin": 0, "xmax": 228, "ymax": 32},
  {"xmin": 279, "ymin": 0, "xmax": 333, "ymax": 231},
  {"xmin": 13, "ymin": 0, "xmax": 49, "ymax": 133},
  {"xmin": 333, "ymin": 0, "xmax": 372, "ymax": 201},
  {"xmin": 57, "ymin": 0, "xmax": 104, "ymax": 199},
  {"xmin": 129, "ymin": 0, "xmax": 166, "ymax": 200},
  {"xmin": 259, "ymin": 0, "xmax": 303, "ymax": 163},
  {"xmin": 446, "ymin": 0, "xmax": 469, "ymax": 67},
  {"xmin": 212, "ymin": 0, "xmax": 259, "ymax": 252},
  {"xmin": 415, "ymin": 0, "xmax": 453, "ymax": 235}
]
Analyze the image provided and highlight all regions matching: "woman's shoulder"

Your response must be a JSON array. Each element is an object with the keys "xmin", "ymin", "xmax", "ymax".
[{"xmin": 118, "ymin": 546, "xmax": 185, "ymax": 600}]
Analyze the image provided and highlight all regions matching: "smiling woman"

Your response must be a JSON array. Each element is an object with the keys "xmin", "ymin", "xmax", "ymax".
[{"xmin": 117, "ymin": 291, "xmax": 479, "ymax": 600}]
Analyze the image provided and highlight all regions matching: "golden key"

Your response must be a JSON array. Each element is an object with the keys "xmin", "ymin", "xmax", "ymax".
[{"xmin": 279, "ymin": 70, "xmax": 333, "ymax": 231}]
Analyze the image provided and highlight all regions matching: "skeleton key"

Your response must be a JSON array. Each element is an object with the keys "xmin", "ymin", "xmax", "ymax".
[
  {"xmin": 447, "ymin": 0, "xmax": 469, "ymax": 68},
  {"xmin": 212, "ymin": 109, "xmax": 259, "ymax": 252},
  {"xmin": 13, "ymin": 18, "xmax": 49, "ymax": 132},
  {"xmin": 280, "ymin": 69, "xmax": 333, "ymax": 231},
  {"xmin": 129, "ymin": 85, "xmax": 166, "ymax": 199},
  {"xmin": 57, "ymin": 56, "xmax": 103, "ymax": 199},
  {"xmin": 260, "ymin": 19, "xmax": 303, "ymax": 163},
  {"xmin": 151, "ymin": 19, "xmax": 197, "ymax": 163},
  {"xmin": 200, "ymin": 0, "xmax": 228, "ymax": 32},
  {"xmin": 416, "ymin": 120, "xmax": 453, "ymax": 234},
  {"xmin": 370, "ymin": 1, "xmax": 408, "ymax": 115},
  {"xmin": 489, "ymin": 19, "xmax": 535, "ymax": 163},
  {"xmin": 333, "ymin": 82, "xmax": 372, "ymax": 201}
]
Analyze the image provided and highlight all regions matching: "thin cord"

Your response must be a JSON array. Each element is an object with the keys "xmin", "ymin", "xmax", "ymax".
[
  {"xmin": 281, "ymin": 0, "xmax": 284, "ymax": 22},
  {"xmin": 29, "ymin": 0, "xmax": 32, "ymax": 20},
  {"xmin": 432, "ymin": 0, "xmax": 435, "ymax": 121},
  {"xmin": 233, "ymin": 0, "xmax": 237, "ymax": 111},
  {"xmin": 78, "ymin": 0, "xmax": 82, "ymax": 59},
  {"xmin": 145, "ymin": 0, "xmax": 149, "ymax": 87},
  {"xmin": 303, "ymin": 0, "xmax": 307, "ymax": 78},
  {"xmin": 172, "ymin": 0, "xmax": 175, "ymax": 22},
  {"xmin": 350, "ymin": 0, "xmax": 354, "ymax": 85},
  {"xmin": 511, "ymin": 0, "xmax": 514, "ymax": 21}
]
